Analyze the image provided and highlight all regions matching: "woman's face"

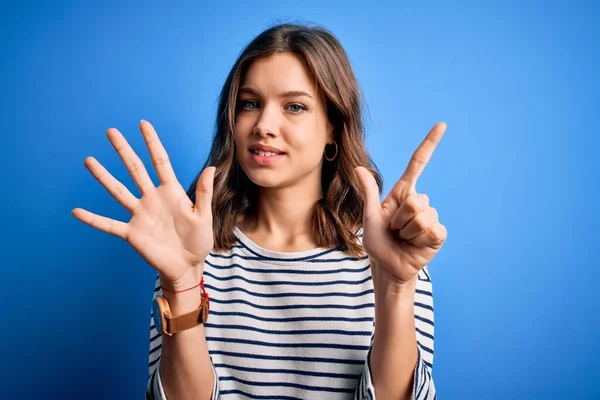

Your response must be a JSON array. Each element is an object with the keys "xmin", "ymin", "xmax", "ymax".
[{"xmin": 234, "ymin": 52, "xmax": 333, "ymax": 191}]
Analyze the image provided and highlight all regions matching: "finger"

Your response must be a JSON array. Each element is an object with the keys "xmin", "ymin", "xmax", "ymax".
[
  {"xmin": 139, "ymin": 120, "xmax": 178, "ymax": 185},
  {"xmin": 411, "ymin": 223, "xmax": 447, "ymax": 248},
  {"xmin": 354, "ymin": 166, "xmax": 382, "ymax": 221},
  {"xmin": 398, "ymin": 207, "xmax": 439, "ymax": 241},
  {"xmin": 106, "ymin": 127, "xmax": 155, "ymax": 195},
  {"xmin": 71, "ymin": 208, "xmax": 129, "ymax": 239},
  {"xmin": 380, "ymin": 180, "xmax": 412, "ymax": 221},
  {"xmin": 400, "ymin": 122, "xmax": 446, "ymax": 187},
  {"xmin": 194, "ymin": 166, "xmax": 216, "ymax": 214},
  {"xmin": 389, "ymin": 193, "xmax": 429, "ymax": 231},
  {"xmin": 84, "ymin": 157, "xmax": 139, "ymax": 213}
]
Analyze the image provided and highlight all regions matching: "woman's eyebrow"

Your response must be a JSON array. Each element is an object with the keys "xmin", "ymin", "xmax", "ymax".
[
  {"xmin": 239, "ymin": 87, "xmax": 314, "ymax": 100},
  {"xmin": 279, "ymin": 90, "xmax": 314, "ymax": 99}
]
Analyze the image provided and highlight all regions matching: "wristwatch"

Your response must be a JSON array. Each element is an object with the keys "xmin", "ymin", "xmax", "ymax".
[{"xmin": 152, "ymin": 295, "xmax": 210, "ymax": 336}]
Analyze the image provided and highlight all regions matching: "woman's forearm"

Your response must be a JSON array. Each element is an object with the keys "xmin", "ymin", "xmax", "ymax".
[
  {"xmin": 370, "ymin": 271, "xmax": 419, "ymax": 400},
  {"xmin": 159, "ymin": 284, "xmax": 215, "ymax": 400}
]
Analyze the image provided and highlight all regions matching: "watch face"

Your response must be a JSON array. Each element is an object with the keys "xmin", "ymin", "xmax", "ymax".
[{"xmin": 152, "ymin": 298, "xmax": 162, "ymax": 335}]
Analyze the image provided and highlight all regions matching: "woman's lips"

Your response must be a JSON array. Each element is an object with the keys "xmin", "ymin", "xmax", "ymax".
[{"xmin": 249, "ymin": 151, "xmax": 285, "ymax": 165}]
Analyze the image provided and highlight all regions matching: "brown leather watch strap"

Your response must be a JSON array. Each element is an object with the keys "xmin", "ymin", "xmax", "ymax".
[{"xmin": 164, "ymin": 296, "xmax": 210, "ymax": 335}]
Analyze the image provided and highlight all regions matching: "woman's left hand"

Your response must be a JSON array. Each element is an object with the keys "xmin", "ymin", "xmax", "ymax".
[{"xmin": 355, "ymin": 122, "xmax": 448, "ymax": 288}]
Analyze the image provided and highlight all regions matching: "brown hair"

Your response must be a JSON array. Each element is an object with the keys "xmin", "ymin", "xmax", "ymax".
[{"xmin": 186, "ymin": 22, "xmax": 383, "ymax": 257}]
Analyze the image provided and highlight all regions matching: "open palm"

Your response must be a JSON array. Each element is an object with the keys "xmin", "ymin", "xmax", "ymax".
[{"xmin": 72, "ymin": 120, "xmax": 215, "ymax": 288}]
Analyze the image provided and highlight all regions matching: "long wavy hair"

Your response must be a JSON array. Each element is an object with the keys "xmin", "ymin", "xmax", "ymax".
[{"xmin": 186, "ymin": 23, "xmax": 383, "ymax": 257}]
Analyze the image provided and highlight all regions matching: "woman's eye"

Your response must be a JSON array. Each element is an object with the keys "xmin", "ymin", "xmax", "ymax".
[
  {"xmin": 241, "ymin": 100, "xmax": 259, "ymax": 110},
  {"xmin": 287, "ymin": 104, "xmax": 307, "ymax": 113}
]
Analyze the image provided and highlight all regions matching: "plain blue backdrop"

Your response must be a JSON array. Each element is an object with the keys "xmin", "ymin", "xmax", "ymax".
[{"xmin": 1, "ymin": 1, "xmax": 598, "ymax": 399}]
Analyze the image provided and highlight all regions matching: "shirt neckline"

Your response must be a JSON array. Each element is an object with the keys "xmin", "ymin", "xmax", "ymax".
[{"xmin": 232, "ymin": 226, "xmax": 335, "ymax": 261}]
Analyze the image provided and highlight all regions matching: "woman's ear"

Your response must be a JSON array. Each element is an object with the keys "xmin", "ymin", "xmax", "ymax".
[{"xmin": 327, "ymin": 124, "xmax": 335, "ymax": 143}]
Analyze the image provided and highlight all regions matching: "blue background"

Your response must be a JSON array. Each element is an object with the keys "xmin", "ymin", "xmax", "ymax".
[{"xmin": 1, "ymin": 1, "xmax": 598, "ymax": 399}]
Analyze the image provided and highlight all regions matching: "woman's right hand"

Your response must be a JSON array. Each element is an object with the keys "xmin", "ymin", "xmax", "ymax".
[{"xmin": 72, "ymin": 120, "xmax": 215, "ymax": 290}]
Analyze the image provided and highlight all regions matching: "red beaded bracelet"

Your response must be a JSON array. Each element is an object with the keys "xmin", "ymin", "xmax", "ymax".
[{"xmin": 161, "ymin": 277, "xmax": 207, "ymax": 295}]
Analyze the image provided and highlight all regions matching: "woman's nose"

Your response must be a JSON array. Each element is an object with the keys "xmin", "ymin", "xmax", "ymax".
[{"xmin": 253, "ymin": 105, "xmax": 279, "ymax": 137}]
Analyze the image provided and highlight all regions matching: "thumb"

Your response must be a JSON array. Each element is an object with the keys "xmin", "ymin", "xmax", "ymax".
[
  {"xmin": 194, "ymin": 166, "xmax": 216, "ymax": 214},
  {"xmin": 354, "ymin": 166, "xmax": 381, "ymax": 221}
]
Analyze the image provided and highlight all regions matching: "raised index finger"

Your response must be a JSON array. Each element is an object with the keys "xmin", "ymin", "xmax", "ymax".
[
  {"xmin": 140, "ymin": 120, "xmax": 178, "ymax": 185},
  {"xmin": 400, "ymin": 122, "xmax": 446, "ymax": 185}
]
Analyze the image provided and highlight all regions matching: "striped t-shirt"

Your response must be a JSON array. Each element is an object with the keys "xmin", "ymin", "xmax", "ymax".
[{"xmin": 147, "ymin": 227, "xmax": 436, "ymax": 399}]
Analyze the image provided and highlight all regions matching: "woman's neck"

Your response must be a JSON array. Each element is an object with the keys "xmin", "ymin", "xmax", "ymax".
[{"xmin": 238, "ymin": 184, "xmax": 322, "ymax": 252}]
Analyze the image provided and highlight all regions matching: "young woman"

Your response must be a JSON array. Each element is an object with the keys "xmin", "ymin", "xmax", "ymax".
[{"xmin": 73, "ymin": 23, "xmax": 445, "ymax": 400}]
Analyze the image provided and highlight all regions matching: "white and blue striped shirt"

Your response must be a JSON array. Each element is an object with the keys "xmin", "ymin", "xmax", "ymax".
[{"xmin": 147, "ymin": 227, "xmax": 436, "ymax": 399}]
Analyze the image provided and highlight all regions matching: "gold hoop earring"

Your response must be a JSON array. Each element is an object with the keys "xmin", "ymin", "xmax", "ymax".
[{"xmin": 324, "ymin": 141, "xmax": 338, "ymax": 162}]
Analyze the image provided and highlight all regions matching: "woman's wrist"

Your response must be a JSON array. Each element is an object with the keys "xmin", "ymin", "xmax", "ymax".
[
  {"xmin": 159, "ymin": 267, "xmax": 203, "ymax": 291},
  {"xmin": 162, "ymin": 286, "xmax": 203, "ymax": 315},
  {"xmin": 159, "ymin": 269, "xmax": 204, "ymax": 315}
]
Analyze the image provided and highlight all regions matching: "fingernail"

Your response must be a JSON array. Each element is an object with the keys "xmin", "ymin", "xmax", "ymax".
[{"xmin": 140, "ymin": 119, "xmax": 145, "ymax": 123}]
